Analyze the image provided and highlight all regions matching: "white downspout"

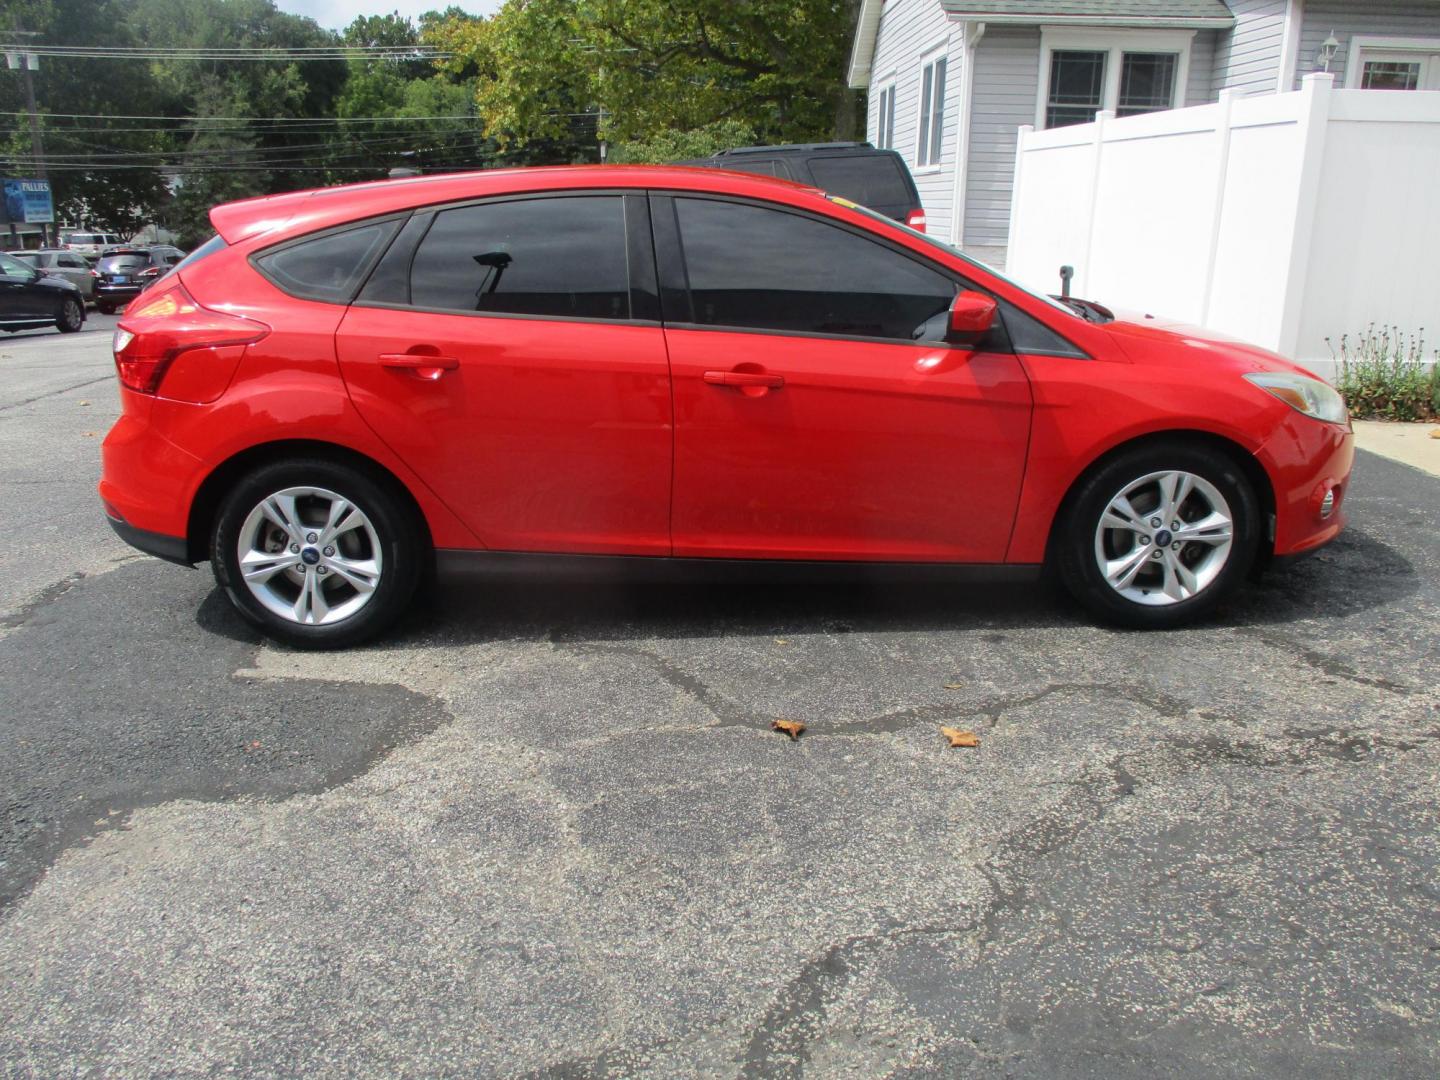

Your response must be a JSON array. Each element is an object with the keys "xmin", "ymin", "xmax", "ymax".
[
  {"xmin": 950, "ymin": 20, "xmax": 985, "ymax": 247},
  {"xmin": 1276, "ymin": 0, "xmax": 1305, "ymax": 93}
]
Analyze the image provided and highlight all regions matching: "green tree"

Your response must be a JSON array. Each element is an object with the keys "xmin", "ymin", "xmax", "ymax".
[{"xmin": 432, "ymin": 0, "xmax": 863, "ymax": 156}]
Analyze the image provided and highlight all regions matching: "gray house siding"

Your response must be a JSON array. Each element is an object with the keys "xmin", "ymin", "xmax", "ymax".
[
  {"xmin": 1295, "ymin": 0, "xmax": 1440, "ymax": 89},
  {"xmin": 962, "ymin": 27, "xmax": 1219, "ymax": 250},
  {"xmin": 1212, "ymin": 0, "xmax": 1287, "ymax": 94},
  {"xmin": 867, "ymin": 0, "xmax": 965, "ymax": 240},
  {"xmin": 963, "ymin": 26, "xmax": 1040, "ymax": 249}
]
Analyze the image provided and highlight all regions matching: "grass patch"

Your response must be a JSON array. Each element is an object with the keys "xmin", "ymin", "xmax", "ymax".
[{"xmin": 1328, "ymin": 325, "xmax": 1440, "ymax": 421}]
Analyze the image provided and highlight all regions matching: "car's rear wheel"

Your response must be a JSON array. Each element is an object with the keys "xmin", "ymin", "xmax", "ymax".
[
  {"xmin": 1056, "ymin": 443, "xmax": 1260, "ymax": 628},
  {"xmin": 56, "ymin": 296, "xmax": 83, "ymax": 333},
  {"xmin": 211, "ymin": 459, "xmax": 423, "ymax": 648}
]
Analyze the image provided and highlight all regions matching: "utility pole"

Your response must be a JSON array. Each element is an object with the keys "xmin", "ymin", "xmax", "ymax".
[{"xmin": 5, "ymin": 28, "xmax": 49, "ymax": 245}]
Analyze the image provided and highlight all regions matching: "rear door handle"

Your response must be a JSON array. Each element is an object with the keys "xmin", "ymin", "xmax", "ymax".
[
  {"xmin": 379, "ymin": 353, "xmax": 460, "ymax": 381},
  {"xmin": 702, "ymin": 371, "xmax": 784, "ymax": 389}
]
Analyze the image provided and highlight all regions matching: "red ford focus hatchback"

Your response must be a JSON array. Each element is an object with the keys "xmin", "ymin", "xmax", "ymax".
[{"xmin": 100, "ymin": 165, "xmax": 1353, "ymax": 647}]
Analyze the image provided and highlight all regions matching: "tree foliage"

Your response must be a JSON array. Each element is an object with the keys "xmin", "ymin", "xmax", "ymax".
[{"xmin": 433, "ymin": 0, "xmax": 863, "ymax": 152}]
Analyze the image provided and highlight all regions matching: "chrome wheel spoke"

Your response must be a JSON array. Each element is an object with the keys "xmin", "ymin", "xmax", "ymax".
[
  {"xmin": 320, "ymin": 499, "xmax": 363, "ymax": 545},
  {"xmin": 1161, "ymin": 552, "xmax": 1199, "ymax": 601},
  {"xmin": 240, "ymin": 549, "xmax": 301, "ymax": 583},
  {"xmin": 1105, "ymin": 545, "xmax": 1153, "ymax": 590},
  {"xmin": 324, "ymin": 554, "xmax": 379, "ymax": 594},
  {"xmin": 1159, "ymin": 472, "xmax": 1194, "ymax": 521},
  {"xmin": 1174, "ymin": 510, "xmax": 1233, "ymax": 546},
  {"xmin": 293, "ymin": 570, "xmax": 331, "ymax": 624},
  {"xmin": 261, "ymin": 493, "xmax": 303, "ymax": 543}
]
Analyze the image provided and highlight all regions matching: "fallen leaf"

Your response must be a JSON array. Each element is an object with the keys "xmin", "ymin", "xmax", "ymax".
[
  {"xmin": 774, "ymin": 638, "xmax": 789, "ymax": 646},
  {"xmin": 1430, "ymin": 428, "xmax": 1440, "ymax": 439},
  {"xmin": 82, "ymin": 431, "xmax": 96, "ymax": 437},
  {"xmin": 940, "ymin": 727, "xmax": 980, "ymax": 748},
  {"xmin": 772, "ymin": 719, "xmax": 805, "ymax": 741},
  {"xmin": 79, "ymin": 400, "xmax": 91, "ymax": 407},
  {"xmin": 943, "ymin": 683, "xmax": 964, "ymax": 690}
]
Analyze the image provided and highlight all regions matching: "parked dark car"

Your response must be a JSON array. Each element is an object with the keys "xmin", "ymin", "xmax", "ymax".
[
  {"xmin": 93, "ymin": 245, "xmax": 186, "ymax": 313},
  {"xmin": 686, "ymin": 143, "xmax": 927, "ymax": 231},
  {"xmin": 0, "ymin": 250, "xmax": 86, "ymax": 333}
]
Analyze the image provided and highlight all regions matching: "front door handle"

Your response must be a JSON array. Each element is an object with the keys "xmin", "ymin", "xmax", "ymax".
[
  {"xmin": 379, "ymin": 353, "xmax": 460, "ymax": 381},
  {"xmin": 702, "ymin": 370, "xmax": 784, "ymax": 389}
]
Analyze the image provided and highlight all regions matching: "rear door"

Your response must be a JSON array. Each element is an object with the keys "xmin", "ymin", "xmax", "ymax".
[
  {"xmin": 655, "ymin": 194, "xmax": 1032, "ymax": 562},
  {"xmin": 335, "ymin": 193, "xmax": 674, "ymax": 555}
]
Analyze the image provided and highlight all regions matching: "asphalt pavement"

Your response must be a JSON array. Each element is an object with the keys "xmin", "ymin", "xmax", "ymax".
[{"xmin": 0, "ymin": 320, "xmax": 1437, "ymax": 1077}]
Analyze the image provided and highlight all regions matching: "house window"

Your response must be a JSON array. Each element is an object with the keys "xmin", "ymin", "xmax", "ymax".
[
  {"xmin": 916, "ymin": 55, "xmax": 947, "ymax": 167},
  {"xmin": 1345, "ymin": 38, "xmax": 1440, "ymax": 91},
  {"xmin": 1046, "ymin": 50, "xmax": 1106, "ymax": 127},
  {"xmin": 875, "ymin": 84, "xmax": 896, "ymax": 150},
  {"xmin": 1038, "ymin": 30, "xmax": 1192, "ymax": 129}
]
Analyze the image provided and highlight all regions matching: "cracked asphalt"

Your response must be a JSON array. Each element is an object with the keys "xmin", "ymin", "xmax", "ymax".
[{"xmin": 1, "ymin": 323, "xmax": 1437, "ymax": 1078}]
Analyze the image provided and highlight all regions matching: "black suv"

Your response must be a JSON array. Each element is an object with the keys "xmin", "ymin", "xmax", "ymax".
[
  {"xmin": 686, "ymin": 143, "xmax": 926, "ymax": 231},
  {"xmin": 93, "ymin": 245, "xmax": 186, "ymax": 313}
]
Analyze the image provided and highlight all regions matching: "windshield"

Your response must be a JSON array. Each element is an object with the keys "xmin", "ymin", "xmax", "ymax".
[
  {"xmin": 824, "ymin": 195, "xmax": 1079, "ymax": 318},
  {"xmin": 10, "ymin": 252, "xmax": 39, "ymax": 266},
  {"xmin": 98, "ymin": 253, "xmax": 150, "ymax": 272}
]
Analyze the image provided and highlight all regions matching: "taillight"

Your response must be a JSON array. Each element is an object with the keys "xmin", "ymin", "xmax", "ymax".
[
  {"xmin": 88, "ymin": 269, "xmax": 99, "ymax": 278},
  {"xmin": 113, "ymin": 283, "xmax": 269, "ymax": 395},
  {"xmin": 905, "ymin": 209, "xmax": 927, "ymax": 233}
]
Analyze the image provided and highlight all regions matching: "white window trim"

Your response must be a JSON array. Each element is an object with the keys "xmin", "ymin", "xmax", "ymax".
[
  {"xmin": 1035, "ymin": 27, "xmax": 1194, "ymax": 129},
  {"xmin": 1344, "ymin": 35, "xmax": 1440, "ymax": 90},
  {"xmin": 913, "ymin": 38, "xmax": 950, "ymax": 171},
  {"xmin": 874, "ymin": 79, "xmax": 897, "ymax": 150}
]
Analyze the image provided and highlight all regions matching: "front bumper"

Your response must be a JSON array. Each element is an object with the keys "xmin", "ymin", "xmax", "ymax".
[{"xmin": 1258, "ymin": 414, "xmax": 1354, "ymax": 558}]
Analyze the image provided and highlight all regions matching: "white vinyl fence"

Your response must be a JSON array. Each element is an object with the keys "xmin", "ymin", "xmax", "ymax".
[{"xmin": 1005, "ymin": 73, "xmax": 1440, "ymax": 378}]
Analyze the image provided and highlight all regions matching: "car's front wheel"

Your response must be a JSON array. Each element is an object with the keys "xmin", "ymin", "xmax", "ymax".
[
  {"xmin": 1056, "ymin": 443, "xmax": 1261, "ymax": 628},
  {"xmin": 56, "ymin": 296, "xmax": 83, "ymax": 333},
  {"xmin": 211, "ymin": 459, "xmax": 424, "ymax": 648}
]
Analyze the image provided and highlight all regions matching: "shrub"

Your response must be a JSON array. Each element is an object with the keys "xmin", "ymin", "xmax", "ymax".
[
  {"xmin": 609, "ymin": 120, "xmax": 758, "ymax": 165},
  {"xmin": 1328, "ymin": 325, "xmax": 1440, "ymax": 421}
]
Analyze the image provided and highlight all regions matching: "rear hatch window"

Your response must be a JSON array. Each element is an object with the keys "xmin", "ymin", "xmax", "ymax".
[
  {"xmin": 808, "ymin": 155, "xmax": 914, "ymax": 212},
  {"xmin": 98, "ymin": 252, "xmax": 149, "ymax": 273}
]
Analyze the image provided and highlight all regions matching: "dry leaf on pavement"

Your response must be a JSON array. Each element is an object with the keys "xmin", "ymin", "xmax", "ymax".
[
  {"xmin": 772, "ymin": 719, "xmax": 806, "ymax": 741},
  {"xmin": 940, "ymin": 727, "xmax": 980, "ymax": 748},
  {"xmin": 943, "ymin": 683, "xmax": 964, "ymax": 690},
  {"xmin": 1429, "ymin": 428, "xmax": 1440, "ymax": 439}
]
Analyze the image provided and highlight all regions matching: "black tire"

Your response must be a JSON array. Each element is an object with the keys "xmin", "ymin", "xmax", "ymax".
[
  {"xmin": 1055, "ymin": 442, "xmax": 1261, "ymax": 629},
  {"xmin": 97, "ymin": 301, "xmax": 115, "ymax": 315},
  {"xmin": 56, "ymin": 296, "xmax": 83, "ymax": 334},
  {"xmin": 211, "ymin": 458, "xmax": 424, "ymax": 649}
]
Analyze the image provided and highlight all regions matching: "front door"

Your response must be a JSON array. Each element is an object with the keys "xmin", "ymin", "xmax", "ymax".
[
  {"xmin": 656, "ymin": 195, "xmax": 1033, "ymax": 562},
  {"xmin": 336, "ymin": 194, "xmax": 673, "ymax": 556}
]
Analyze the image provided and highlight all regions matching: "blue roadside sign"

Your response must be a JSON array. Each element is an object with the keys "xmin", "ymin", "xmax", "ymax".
[{"xmin": 2, "ymin": 178, "xmax": 54, "ymax": 224}]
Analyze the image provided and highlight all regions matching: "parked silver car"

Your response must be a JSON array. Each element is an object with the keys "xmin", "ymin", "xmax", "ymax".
[
  {"xmin": 7, "ymin": 249, "xmax": 96, "ymax": 300},
  {"xmin": 61, "ymin": 231, "xmax": 124, "ymax": 259}
]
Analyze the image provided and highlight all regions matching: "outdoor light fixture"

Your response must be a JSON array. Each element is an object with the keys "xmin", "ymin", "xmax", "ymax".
[{"xmin": 1316, "ymin": 32, "xmax": 1340, "ymax": 72}]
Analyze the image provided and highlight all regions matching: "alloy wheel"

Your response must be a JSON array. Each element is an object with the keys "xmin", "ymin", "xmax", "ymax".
[
  {"xmin": 1092, "ymin": 470, "xmax": 1234, "ymax": 606},
  {"xmin": 235, "ymin": 485, "xmax": 383, "ymax": 626}
]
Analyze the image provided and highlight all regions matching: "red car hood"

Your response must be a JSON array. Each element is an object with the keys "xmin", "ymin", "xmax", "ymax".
[{"xmin": 1100, "ymin": 308, "xmax": 1319, "ymax": 380}]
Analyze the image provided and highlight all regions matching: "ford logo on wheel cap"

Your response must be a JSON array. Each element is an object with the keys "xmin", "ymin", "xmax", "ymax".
[{"xmin": 301, "ymin": 547, "xmax": 321, "ymax": 565}]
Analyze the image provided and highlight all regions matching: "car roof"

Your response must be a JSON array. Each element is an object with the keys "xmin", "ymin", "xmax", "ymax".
[
  {"xmin": 209, "ymin": 164, "xmax": 823, "ymax": 246},
  {"xmin": 712, "ymin": 142, "xmax": 878, "ymax": 156}
]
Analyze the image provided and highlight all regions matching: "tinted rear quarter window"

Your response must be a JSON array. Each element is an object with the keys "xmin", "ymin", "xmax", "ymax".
[
  {"xmin": 408, "ymin": 196, "xmax": 630, "ymax": 320},
  {"xmin": 674, "ymin": 197, "xmax": 954, "ymax": 340},
  {"xmin": 255, "ymin": 221, "xmax": 399, "ymax": 304},
  {"xmin": 807, "ymin": 155, "xmax": 913, "ymax": 212},
  {"xmin": 171, "ymin": 234, "xmax": 227, "ymax": 275}
]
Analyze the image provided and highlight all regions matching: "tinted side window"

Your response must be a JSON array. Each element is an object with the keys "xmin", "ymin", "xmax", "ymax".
[
  {"xmin": 721, "ymin": 159, "xmax": 781, "ymax": 177},
  {"xmin": 807, "ymin": 155, "xmax": 913, "ymax": 211},
  {"xmin": 998, "ymin": 299, "xmax": 1088, "ymax": 359},
  {"xmin": 674, "ymin": 198, "xmax": 955, "ymax": 341},
  {"xmin": 255, "ymin": 221, "xmax": 399, "ymax": 304},
  {"xmin": 410, "ymin": 196, "xmax": 629, "ymax": 320}
]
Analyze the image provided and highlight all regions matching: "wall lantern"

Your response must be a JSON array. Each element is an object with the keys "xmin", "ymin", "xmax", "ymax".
[{"xmin": 1316, "ymin": 32, "xmax": 1340, "ymax": 72}]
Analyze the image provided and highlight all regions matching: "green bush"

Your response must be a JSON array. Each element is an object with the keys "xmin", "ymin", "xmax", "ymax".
[
  {"xmin": 1328, "ymin": 325, "xmax": 1440, "ymax": 421},
  {"xmin": 609, "ymin": 120, "xmax": 759, "ymax": 165}
]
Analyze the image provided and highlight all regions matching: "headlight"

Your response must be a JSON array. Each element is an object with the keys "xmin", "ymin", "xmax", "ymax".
[{"xmin": 1243, "ymin": 372, "xmax": 1348, "ymax": 425}]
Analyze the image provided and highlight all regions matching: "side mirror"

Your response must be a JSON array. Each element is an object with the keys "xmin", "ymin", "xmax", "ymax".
[{"xmin": 947, "ymin": 289, "xmax": 997, "ymax": 346}]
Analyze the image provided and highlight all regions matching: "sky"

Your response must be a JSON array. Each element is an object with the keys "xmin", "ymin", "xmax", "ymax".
[{"xmin": 275, "ymin": 0, "xmax": 503, "ymax": 32}]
